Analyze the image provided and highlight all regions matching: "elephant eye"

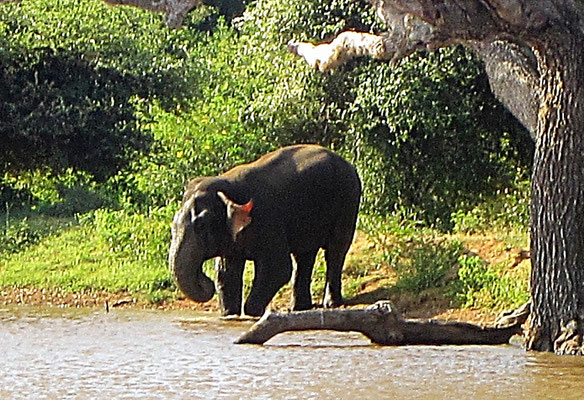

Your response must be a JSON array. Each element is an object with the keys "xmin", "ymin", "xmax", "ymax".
[{"xmin": 190, "ymin": 209, "xmax": 207, "ymax": 228}]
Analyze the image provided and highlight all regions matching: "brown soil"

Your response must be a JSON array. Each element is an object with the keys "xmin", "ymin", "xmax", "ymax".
[
  {"xmin": 0, "ymin": 231, "xmax": 529, "ymax": 327},
  {"xmin": 0, "ymin": 287, "xmax": 222, "ymax": 312},
  {"xmin": 0, "ymin": 286, "xmax": 497, "ymax": 324}
]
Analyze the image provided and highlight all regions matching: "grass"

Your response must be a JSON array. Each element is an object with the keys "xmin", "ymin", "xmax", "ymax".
[
  {"xmin": 0, "ymin": 211, "xmax": 176, "ymax": 304},
  {"xmin": 1, "ymin": 207, "xmax": 531, "ymax": 314}
]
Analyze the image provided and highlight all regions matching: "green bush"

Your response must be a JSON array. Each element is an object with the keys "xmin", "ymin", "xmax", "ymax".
[
  {"xmin": 455, "ymin": 254, "xmax": 530, "ymax": 309},
  {"xmin": 348, "ymin": 49, "xmax": 533, "ymax": 228},
  {"xmin": 394, "ymin": 239, "xmax": 462, "ymax": 293},
  {"xmin": 0, "ymin": 217, "xmax": 41, "ymax": 254},
  {"xmin": 0, "ymin": 0, "xmax": 211, "ymax": 182},
  {"xmin": 2, "ymin": 168, "xmax": 108, "ymax": 216},
  {"xmin": 79, "ymin": 206, "xmax": 173, "ymax": 268},
  {"xmin": 451, "ymin": 178, "xmax": 531, "ymax": 233},
  {"xmin": 0, "ymin": 46, "xmax": 148, "ymax": 180}
]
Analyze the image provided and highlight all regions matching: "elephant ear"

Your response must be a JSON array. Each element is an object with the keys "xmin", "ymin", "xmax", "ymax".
[{"xmin": 217, "ymin": 191, "xmax": 254, "ymax": 241}]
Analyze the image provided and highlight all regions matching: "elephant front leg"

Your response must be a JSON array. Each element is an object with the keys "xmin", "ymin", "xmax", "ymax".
[
  {"xmin": 244, "ymin": 252, "xmax": 293, "ymax": 317},
  {"xmin": 215, "ymin": 257, "xmax": 245, "ymax": 316}
]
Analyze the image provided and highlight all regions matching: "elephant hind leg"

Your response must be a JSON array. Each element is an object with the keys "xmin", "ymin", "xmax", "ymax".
[
  {"xmin": 292, "ymin": 249, "xmax": 318, "ymax": 311},
  {"xmin": 323, "ymin": 245, "xmax": 348, "ymax": 308},
  {"xmin": 323, "ymin": 221, "xmax": 357, "ymax": 308}
]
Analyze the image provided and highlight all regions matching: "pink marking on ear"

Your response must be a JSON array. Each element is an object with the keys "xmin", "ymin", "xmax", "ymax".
[{"xmin": 241, "ymin": 199, "xmax": 253, "ymax": 213}]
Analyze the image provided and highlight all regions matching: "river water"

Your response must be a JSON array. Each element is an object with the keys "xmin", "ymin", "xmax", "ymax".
[{"xmin": 1, "ymin": 306, "xmax": 584, "ymax": 399}]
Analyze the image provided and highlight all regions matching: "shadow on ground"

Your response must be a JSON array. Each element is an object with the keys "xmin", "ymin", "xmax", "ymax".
[{"xmin": 344, "ymin": 285, "xmax": 463, "ymax": 320}]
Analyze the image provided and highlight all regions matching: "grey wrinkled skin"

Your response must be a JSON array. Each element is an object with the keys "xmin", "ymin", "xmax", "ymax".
[
  {"xmin": 169, "ymin": 195, "xmax": 215, "ymax": 302},
  {"xmin": 169, "ymin": 144, "xmax": 361, "ymax": 317}
]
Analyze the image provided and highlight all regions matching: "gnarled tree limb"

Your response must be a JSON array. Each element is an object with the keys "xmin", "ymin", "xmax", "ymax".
[
  {"xmin": 287, "ymin": 14, "xmax": 443, "ymax": 71},
  {"xmin": 236, "ymin": 301, "xmax": 524, "ymax": 346},
  {"xmin": 471, "ymin": 40, "xmax": 539, "ymax": 137},
  {"xmin": 287, "ymin": 0, "xmax": 554, "ymax": 136},
  {"xmin": 287, "ymin": 32, "xmax": 391, "ymax": 72}
]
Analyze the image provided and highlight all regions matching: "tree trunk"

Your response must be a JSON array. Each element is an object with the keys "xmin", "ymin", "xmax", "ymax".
[
  {"xmin": 527, "ymin": 34, "xmax": 584, "ymax": 355},
  {"xmin": 236, "ymin": 301, "xmax": 524, "ymax": 346}
]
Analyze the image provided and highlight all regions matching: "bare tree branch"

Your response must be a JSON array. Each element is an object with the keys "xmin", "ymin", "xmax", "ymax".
[
  {"xmin": 287, "ymin": 32, "xmax": 392, "ymax": 71},
  {"xmin": 236, "ymin": 301, "xmax": 524, "ymax": 346},
  {"xmin": 287, "ymin": 0, "xmax": 559, "ymax": 136},
  {"xmin": 287, "ymin": 14, "xmax": 446, "ymax": 70}
]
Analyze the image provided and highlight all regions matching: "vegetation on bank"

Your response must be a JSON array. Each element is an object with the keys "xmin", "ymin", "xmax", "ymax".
[{"xmin": 0, "ymin": 0, "xmax": 532, "ymax": 313}]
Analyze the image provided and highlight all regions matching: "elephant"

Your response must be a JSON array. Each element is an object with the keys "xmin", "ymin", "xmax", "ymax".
[{"xmin": 169, "ymin": 144, "xmax": 361, "ymax": 316}]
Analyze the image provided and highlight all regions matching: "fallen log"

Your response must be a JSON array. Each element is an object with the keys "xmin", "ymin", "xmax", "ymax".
[{"xmin": 235, "ymin": 301, "xmax": 526, "ymax": 346}]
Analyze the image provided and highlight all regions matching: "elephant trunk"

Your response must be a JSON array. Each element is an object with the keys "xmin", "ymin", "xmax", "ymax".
[{"xmin": 169, "ymin": 207, "xmax": 215, "ymax": 302}]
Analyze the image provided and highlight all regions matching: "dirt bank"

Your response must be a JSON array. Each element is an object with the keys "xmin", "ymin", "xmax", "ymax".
[{"xmin": 0, "ymin": 285, "xmax": 500, "ymax": 326}]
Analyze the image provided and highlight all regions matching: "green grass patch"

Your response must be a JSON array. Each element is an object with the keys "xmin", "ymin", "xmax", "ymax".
[
  {"xmin": 1, "ymin": 207, "xmax": 530, "ymax": 311},
  {"xmin": 1, "ymin": 208, "xmax": 177, "ymax": 304},
  {"xmin": 393, "ymin": 239, "xmax": 462, "ymax": 293},
  {"xmin": 454, "ymin": 254, "xmax": 530, "ymax": 310},
  {"xmin": 356, "ymin": 212, "xmax": 530, "ymax": 312}
]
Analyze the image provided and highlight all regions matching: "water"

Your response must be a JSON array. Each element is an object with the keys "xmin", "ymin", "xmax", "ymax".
[{"xmin": 1, "ymin": 306, "xmax": 584, "ymax": 399}]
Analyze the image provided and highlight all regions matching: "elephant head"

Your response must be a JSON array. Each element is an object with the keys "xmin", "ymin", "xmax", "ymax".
[{"xmin": 169, "ymin": 185, "xmax": 253, "ymax": 303}]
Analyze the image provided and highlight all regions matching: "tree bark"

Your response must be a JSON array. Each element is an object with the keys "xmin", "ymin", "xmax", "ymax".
[
  {"xmin": 527, "ymin": 33, "xmax": 584, "ymax": 355},
  {"xmin": 236, "ymin": 301, "xmax": 524, "ymax": 346}
]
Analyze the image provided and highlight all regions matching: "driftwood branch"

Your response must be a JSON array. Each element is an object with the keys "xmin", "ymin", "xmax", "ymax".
[{"xmin": 236, "ymin": 301, "xmax": 525, "ymax": 346}]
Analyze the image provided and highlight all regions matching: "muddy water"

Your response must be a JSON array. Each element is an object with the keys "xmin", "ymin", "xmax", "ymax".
[{"xmin": 1, "ymin": 307, "xmax": 584, "ymax": 400}]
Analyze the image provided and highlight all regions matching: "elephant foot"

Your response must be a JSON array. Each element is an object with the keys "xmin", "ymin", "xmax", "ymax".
[
  {"xmin": 244, "ymin": 302, "xmax": 267, "ymax": 317},
  {"xmin": 292, "ymin": 302, "xmax": 316, "ymax": 312},
  {"xmin": 323, "ymin": 297, "xmax": 344, "ymax": 309},
  {"xmin": 221, "ymin": 309, "xmax": 241, "ymax": 317}
]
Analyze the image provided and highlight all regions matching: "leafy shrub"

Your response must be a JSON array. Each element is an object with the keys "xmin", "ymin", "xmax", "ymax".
[
  {"xmin": 394, "ymin": 239, "xmax": 462, "ymax": 293},
  {"xmin": 2, "ymin": 168, "xmax": 108, "ymax": 216},
  {"xmin": 0, "ymin": 46, "xmax": 149, "ymax": 180},
  {"xmin": 455, "ymin": 254, "xmax": 530, "ymax": 309},
  {"xmin": 0, "ymin": 217, "xmax": 41, "ymax": 255},
  {"xmin": 105, "ymin": 98, "xmax": 274, "ymax": 211},
  {"xmin": 79, "ymin": 206, "xmax": 173, "ymax": 268},
  {"xmin": 347, "ymin": 49, "xmax": 533, "ymax": 229},
  {"xmin": 451, "ymin": 178, "xmax": 531, "ymax": 233},
  {"xmin": 0, "ymin": 0, "xmax": 211, "ymax": 182}
]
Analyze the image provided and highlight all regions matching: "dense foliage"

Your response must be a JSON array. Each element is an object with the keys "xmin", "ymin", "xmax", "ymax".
[
  {"xmin": 0, "ymin": 0, "xmax": 532, "ymax": 306},
  {"xmin": 1, "ymin": 0, "xmax": 532, "ymax": 219}
]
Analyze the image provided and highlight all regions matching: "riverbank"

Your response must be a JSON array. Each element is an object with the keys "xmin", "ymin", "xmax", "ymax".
[
  {"xmin": 0, "ymin": 284, "xmax": 500, "ymax": 324},
  {"xmin": 0, "ymin": 290, "xmax": 523, "ymax": 325},
  {"xmin": 1, "ymin": 229, "xmax": 529, "ymax": 326},
  {"xmin": 0, "ymin": 227, "xmax": 530, "ymax": 325}
]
